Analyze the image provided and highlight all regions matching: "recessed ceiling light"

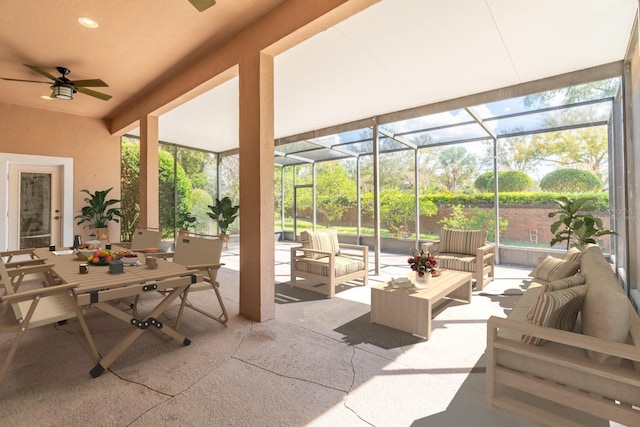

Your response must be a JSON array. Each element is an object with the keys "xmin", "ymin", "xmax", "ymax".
[
  {"xmin": 77, "ymin": 17, "xmax": 99, "ymax": 29},
  {"xmin": 41, "ymin": 95, "xmax": 53, "ymax": 100}
]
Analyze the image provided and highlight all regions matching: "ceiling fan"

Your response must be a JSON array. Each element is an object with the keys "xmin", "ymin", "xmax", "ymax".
[
  {"xmin": 0, "ymin": 64, "xmax": 112, "ymax": 101},
  {"xmin": 188, "ymin": 0, "xmax": 216, "ymax": 12}
]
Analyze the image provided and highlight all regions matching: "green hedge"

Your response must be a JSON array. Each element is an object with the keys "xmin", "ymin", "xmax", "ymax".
[{"xmin": 423, "ymin": 192, "xmax": 610, "ymax": 211}]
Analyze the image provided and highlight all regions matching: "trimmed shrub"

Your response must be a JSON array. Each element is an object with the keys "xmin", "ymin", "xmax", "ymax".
[
  {"xmin": 474, "ymin": 171, "xmax": 533, "ymax": 192},
  {"xmin": 540, "ymin": 169, "xmax": 602, "ymax": 193},
  {"xmin": 474, "ymin": 172, "xmax": 493, "ymax": 192}
]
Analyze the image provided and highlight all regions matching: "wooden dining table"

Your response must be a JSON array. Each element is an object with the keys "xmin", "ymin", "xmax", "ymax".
[{"xmin": 34, "ymin": 247, "xmax": 198, "ymax": 378}]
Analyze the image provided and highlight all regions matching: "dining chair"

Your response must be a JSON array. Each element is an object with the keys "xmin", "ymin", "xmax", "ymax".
[
  {"xmin": 0, "ymin": 259, "xmax": 100, "ymax": 384},
  {"xmin": 129, "ymin": 228, "xmax": 162, "ymax": 251},
  {"xmin": 171, "ymin": 234, "xmax": 227, "ymax": 330}
]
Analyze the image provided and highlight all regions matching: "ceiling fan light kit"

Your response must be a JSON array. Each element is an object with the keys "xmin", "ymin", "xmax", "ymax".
[{"xmin": 51, "ymin": 84, "xmax": 74, "ymax": 100}]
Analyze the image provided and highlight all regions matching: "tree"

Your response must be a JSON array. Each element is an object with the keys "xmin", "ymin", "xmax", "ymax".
[
  {"xmin": 490, "ymin": 133, "xmax": 546, "ymax": 172},
  {"xmin": 435, "ymin": 146, "xmax": 477, "ymax": 192},
  {"xmin": 540, "ymin": 169, "xmax": 602, "ymax": 193},
  {"xmin": 158, "ymin": 149, "xmax": 193, "ymax": 238},
  {"xmin": 524, "ymin": 79, "xmax": 619, "ymax": 108},
  {"xmin": 438, "ymin": 205, "xmax": 507, "ymax": 241},
  {"xmin": 316, "ymin": 161, "xmax": 357, "ymax": 225},
  {"xmin": 120, "ymin": 138, "xmax": 141, "ymax": 241},
  {"xmin": 375, "ymin": 189, "xmax": 437, "ymax": 238}
]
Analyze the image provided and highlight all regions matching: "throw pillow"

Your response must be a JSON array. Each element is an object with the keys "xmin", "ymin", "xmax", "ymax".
[
  {"xmin": 529, "ymin": 256, "xmax": 580, "ymax": 282},
  {"xmin": 562, "ymin": 247, "xmax": 583, "ymax": 263},
  {"xmin": 522, "ymin": 284, "xmax": 588, "ymax": 346},
  {"xmin": 525, "ymin": 274, "xmax": 586, "ymax": 322},
  {"xmin": 582, "ymin": 286, "xmax": 630, "ymax": 365}
]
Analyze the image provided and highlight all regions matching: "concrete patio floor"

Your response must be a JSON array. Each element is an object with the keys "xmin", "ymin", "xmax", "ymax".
[{"xmin": 0, "ymin": 242, "xmax": 606, "ymax": 426}]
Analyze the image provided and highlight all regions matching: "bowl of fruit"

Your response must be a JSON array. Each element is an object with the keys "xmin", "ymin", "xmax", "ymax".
[{"xmin": 86, "ymin": 249, "xmax": 115, "ymax": 266}]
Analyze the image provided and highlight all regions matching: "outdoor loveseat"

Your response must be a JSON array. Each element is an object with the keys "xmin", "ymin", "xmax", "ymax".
[{"xmin": 290, "ymin": 230, "xmax": 368, "ymax": 298}]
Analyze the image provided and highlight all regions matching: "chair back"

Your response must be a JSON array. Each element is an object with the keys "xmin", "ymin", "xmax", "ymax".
[
  {"xmin": 0, "ymin": 259, "xmax": 21, "ymax": 319},
  {"xmin": 439, "ymin": 228, "xmax": 487, "ymax": 256},
  {"xmin": 131, "ymin": 228, "xmax": 162, "ymax": 251},
  {"xmin": 173, "ymin": 234, "xmax": 223, "ymax": 282}
]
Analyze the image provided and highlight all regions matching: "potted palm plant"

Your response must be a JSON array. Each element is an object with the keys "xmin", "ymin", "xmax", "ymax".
[
  {"xmin": 207, "ymin": 196, "xmax": 239, "ymax": 248},
  {"xmin": 75, "ymin": 188, "xmax": 122, "ymax": 241},
  {"xmin": 548, "ymin": 196, "xmax": 617, "ymax": 250}
]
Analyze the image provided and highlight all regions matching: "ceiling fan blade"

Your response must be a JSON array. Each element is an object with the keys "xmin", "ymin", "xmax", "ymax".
[
  {"xmin": 189, "ymin": 0, "xmax": 216, "ymax": 12},
  {"xmin": 24, "ymin": 64, "xmax": 57, "ymax": 81},
  {"xmin": 72, "ymin": 79, "xmax": 108, "ymax": 88},
  {"xmin": 76, "ymin": 86, "xmax": 112, "ymax": 101},
  {"xmin": 0, "ymin": 77, "xmax": 51, "ymax": 84}
]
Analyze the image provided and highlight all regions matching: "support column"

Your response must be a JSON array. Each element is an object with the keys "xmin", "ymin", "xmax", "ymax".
[
  {"xmin": 238, "ymin": 52, "xmax": 275, "ymax": 321},
  {"xmin": 139, "ymin": 115, "xmax": 160, "ymax": 230}
]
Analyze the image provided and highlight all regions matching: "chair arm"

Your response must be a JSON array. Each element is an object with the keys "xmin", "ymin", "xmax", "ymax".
[
  {"xmin": 338, "ymin": 243, "xmax": 368, "ymax": 258},
  {"xmin": 0, "ymin": 248, "xmax": 39, "ymax": 258},
  {"xmin": 421, "ymin": 241, "xmax": 440, "ymax": 253},
  {"xmin": 184, "ymin": 262, "xmax": 224, "ymax": 270},
  {"xmin": 290, "ymin": 246, "xmax": 334, "ymax": 258},
  {"xmin": 478, "ymin": 243, "xmax": 495, "ymax": 254},
  {"xmin": 5, "ymin": 258, "xmax": 48, "ymax": 268},
  {"xmin": 1, "ymin": 282, "xmax": 79, "ymax": 304},
  {"xmin": 6, "ymin": 263, "xmax": 57, "ymax": 277}
]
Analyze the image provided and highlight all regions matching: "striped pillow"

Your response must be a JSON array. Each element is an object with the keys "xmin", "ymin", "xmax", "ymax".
[
  {"xmin": 526, "ymin": 274, "xmax": 586, "ymax": 322},
  {"xmin": 522, "ymin": 284, "xmax": 588, "ymax": 346},
  {"xmin": 529, "ymin": 256, "xmax": 580, "ymax": 282},
  {"xmin": 300, "ymin": 230, "xmax": 340, "ymax": 260},
  {"xmin": 562, "ymin": 247, "xmax": 583, "ymax": 263},
  {"xmin": 439, "ymin": 229, "xmax": 487, "ymax": 256}
]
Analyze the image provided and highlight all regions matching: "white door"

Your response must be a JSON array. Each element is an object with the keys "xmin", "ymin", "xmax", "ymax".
[{"xmin": 8, "ymin": 165, "xmax": 62, "ymax": 249}]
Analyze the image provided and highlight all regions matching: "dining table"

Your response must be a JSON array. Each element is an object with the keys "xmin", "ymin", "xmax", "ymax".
[{"xmin": 33, "ymin": 247, "xmax": 199, "ymax": 378}]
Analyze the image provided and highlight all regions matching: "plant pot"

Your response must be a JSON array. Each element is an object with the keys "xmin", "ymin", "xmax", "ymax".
[
  {"xmin": 95, "ymin": 227, "xmax": 109, "ymax": 241},
  {"xmin": 220, "ymin": 233, "xmax": 230, "ymax": 249}
]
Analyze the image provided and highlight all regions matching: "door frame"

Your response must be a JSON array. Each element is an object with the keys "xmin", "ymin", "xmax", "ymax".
[{"xmin": 0, "ymin": 153, "xmax": 73, "ymax": 251}]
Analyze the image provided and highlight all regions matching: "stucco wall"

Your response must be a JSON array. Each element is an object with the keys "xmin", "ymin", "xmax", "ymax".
[{"xmin": 0, "ymin": 102, "xmax": 122, "ymax": 244}]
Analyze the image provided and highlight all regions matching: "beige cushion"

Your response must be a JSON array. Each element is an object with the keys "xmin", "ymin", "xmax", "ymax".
[
  {"xmin": 439, "ymin": 228, "xmax": 486, "ymax": 256},
  {"xmin": 525, "ymin": 274, "xmax": 586, "ymax": 322},
  {"xmin": 300, "ymin": 230, "xmax": 340, "ymax": 260},
  {"xmin": 582, "ymin": 285, "xmax": 630, "ymax": 365},
  {"xmin": 522, "ymin": 285, "xmax": 588, "ymax": 345},
  {"xmin": 562, "ymin": 246, "xmax": 583, "ymax": 263},
  {"xmin": 295, "ymin": 256, "xmax": 365, "ymax": 277},
  {"xmin": 529, "ymin": 256, "xmax": 580, "ymax": 282}
]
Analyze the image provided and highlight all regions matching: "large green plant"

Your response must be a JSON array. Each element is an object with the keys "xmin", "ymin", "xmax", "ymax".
[
  {"xmin": 75, "ymin": 188, "xmax": 122, "ymax": 229},
  {"xmin": 207, "ymin": 196, "xmax": 239, "ymax": 235},
  {"xmin": 548, "ymin": 196, "xmax": 616, "ymax": 249}
]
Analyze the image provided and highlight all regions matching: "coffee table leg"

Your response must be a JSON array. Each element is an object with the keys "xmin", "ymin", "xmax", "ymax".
[{"xmin": 425, "ymin": 300, "xmax": 432, "ymax": 340}]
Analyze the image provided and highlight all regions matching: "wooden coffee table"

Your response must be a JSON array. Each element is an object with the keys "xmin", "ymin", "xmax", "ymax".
[{"xmin": 370, "ymin": 270, "xmax": 472, "ymax": 339}]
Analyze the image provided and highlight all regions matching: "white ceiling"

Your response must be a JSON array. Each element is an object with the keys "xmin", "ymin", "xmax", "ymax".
[{"xmin": 1, "ymin": 1, "xmax": 636, "ymax": 153}]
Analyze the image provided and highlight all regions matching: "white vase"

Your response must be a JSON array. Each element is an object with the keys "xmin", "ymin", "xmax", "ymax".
[{"xmin": 414, "ymin": 272, "xmax": 431, "ymax": 289}]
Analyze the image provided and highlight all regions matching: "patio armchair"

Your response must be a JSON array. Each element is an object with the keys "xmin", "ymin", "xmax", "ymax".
[
  {"xmin": 290, "ymin": 230, "xmax": 368, "ymax": 298},
  {"xmin": 0, "ymin": 259, "xmax": 99, "ymax": 384},
  {"xmin": 422, "ymin": 228, "xmax": 495, "ymax": 290},
  {"xmin": 147, "ymin": 233, "xmax": 228, "ymax": 330}
]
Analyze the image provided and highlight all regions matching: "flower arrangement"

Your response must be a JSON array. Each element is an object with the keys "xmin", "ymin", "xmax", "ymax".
[{"xmin": 408, "ymin": 249, "xmax": 438, "ymax": 277}]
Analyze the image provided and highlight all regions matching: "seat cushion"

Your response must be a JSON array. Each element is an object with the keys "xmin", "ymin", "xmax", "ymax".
[
  {"xmin": 439, "ymin": 229, "xmax": 487, "ymax": 256},
  {"xmin": 295, "ymin": 256, "xmax": 365, "ymax": 277},
  {"xmin": 435, "ymin": 253, "xmax": 476, "ymax": 272}
]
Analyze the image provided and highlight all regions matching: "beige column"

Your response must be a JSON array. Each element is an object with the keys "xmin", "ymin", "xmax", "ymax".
[
  {"xmin": 139, "ymin": 115, "xmax": 160, "ymax": 230},
  {"xmin": 238, "ymin": 52, "xmax": 275, "ymax": 321}
]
